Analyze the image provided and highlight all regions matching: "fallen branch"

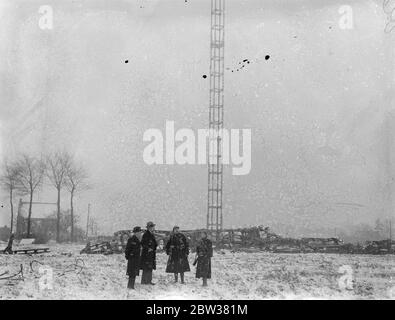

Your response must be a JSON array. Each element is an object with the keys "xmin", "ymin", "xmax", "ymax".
[
  {"xmin": 30, "ymin": 258, "xmax": 85, "ymax": 278},
  {"xmin": 0, "ymin": 264, "xmax": 24, "ymax": 282}
]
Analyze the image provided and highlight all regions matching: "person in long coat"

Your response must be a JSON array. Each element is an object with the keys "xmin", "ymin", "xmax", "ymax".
[
  {"xmin": 194, "ymin": 231, "xmax": 213, "ymax": 287},
  {"xmin": 125, "ymin": 226, "xmax": 142, "ymax": 289},
  {"xmin": 165, "ymin": 226, "xmax": 190, "ymax": 283},
  {"xmin": 140, "ymin": 221, "xmax": 157, "ymax": 285}
]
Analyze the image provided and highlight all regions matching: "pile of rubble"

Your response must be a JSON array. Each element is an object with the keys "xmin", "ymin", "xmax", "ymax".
[
  {"xmin": 364, "ymin": 239, "xmax": 395, "ymax": 254},
  {"xmin": 79, "ymin": 226, "xmax": 395, "ymax": 256}
]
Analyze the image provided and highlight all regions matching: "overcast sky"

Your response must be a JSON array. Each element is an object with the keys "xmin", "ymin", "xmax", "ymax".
[{"xmin": 1, "ymin": 0, "xmax": 395, "ymax": 236}]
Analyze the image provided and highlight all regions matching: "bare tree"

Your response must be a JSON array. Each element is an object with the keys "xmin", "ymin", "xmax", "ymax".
[
  {"xmin": 0, "ymin": 160, "xmax": 20, "ymax": 234},
  {"xmin": 14, "ymin": 155, "xmax": 45, "ymax": 238},
  {"xmin": 46, "ymin": 151, "xmax": 72, "ymax": 242},
  {"xmin": 65, "ymin": 162, "xmax": 89, "ymax": 242}
]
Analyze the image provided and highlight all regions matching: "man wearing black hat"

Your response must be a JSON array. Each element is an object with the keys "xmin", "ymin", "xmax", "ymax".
[
  {"xmin": 125, "ymin": 226, "xmax": 142, "ymax": 289},
  {"xmin": 165, "ymin": 226, "xmax": 190, "ymax": 284},
  {"xmin": 140, "ymin": 221, "xmax": 157, "ymax": 285}
]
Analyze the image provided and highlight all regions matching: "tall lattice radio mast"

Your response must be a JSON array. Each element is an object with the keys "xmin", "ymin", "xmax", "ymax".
[{"xmin": 207, "ymin": 0, "xmax": 225, "ymax": 240}]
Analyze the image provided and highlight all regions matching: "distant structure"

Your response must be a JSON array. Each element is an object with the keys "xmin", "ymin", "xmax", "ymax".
[
  {"xmin": 0, "ymin": 225, "xmax": 12, "ymax": 242},
  {"xmin": 207, "ymin": 0, "xmax": 225, "ymax": 240},
  {"xmin": 15, "ymin": 198, "xmax": 57, "ymax": 239}
]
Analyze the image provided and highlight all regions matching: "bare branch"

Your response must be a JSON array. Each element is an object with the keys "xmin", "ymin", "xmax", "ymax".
[
  {"xmin": 46, "ymin": 151, "xmax": 72, "ymax": 190},
  {"xmin": 14, "ymin": 154, "xmax": 45, "ymax": 195},
  {"xmin": 0, "ymin": 159, "xmax": 20, "ymax": 191},
  {"xmin": 65, "ymin": 161, "xmax": 90, "ymax": 194}
]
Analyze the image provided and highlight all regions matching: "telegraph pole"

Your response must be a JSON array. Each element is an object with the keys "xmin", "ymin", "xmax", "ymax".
[{"xmin": 86, "ymin": 203, "xmax": 90, "ymax": 239}]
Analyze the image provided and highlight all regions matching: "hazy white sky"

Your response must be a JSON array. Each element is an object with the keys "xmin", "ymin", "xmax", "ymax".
[{"xmin": 1, "ymin": 0, "xmax": 395, "ymax": 236}]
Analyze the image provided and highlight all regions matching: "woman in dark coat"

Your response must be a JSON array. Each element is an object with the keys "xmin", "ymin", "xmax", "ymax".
[
  {"xmin": 140, "ymin": 221, "xmax": 157, "ymax": 285},
  {"xmin": 165, "ymin": 226, "xmax": 190, "ymax": 283},
  {"xmin": 125, "ymin": 227, "xmax": 142, "ymax": 289},
  {"xmin": 194, "ymin": 231, "xmax": 213, "ymax": 287}
]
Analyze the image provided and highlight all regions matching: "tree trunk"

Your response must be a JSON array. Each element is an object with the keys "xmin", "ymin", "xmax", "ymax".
[
  {"xmin": 27, "ymin": 189, "xmax": 33, "ymax": 238},
  {"xmin": 56, "ymin": 187, "xmax": 61, "ymax": 243},
  {"xmin": 9, "ymin": 188, "xmax": 14, "ymax": 234},
  {"xmin": 70, "ymin": 189, "xmax": 74, "ymax": 242}
]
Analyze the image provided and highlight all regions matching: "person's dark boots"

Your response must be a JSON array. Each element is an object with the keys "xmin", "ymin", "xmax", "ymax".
[
  {"xmin": 128, "ymin": 277, "xmax": 135, "ymax": 289},
  {"xmin": 202, "ymin": 277, "xmax": 208, "ymax": 287},
  {"xmin": 180, "ymin": 273, "xmax": 185, "ymax": 284},
  {"xmin": 141, "ymin": 271, "xmax": 147, "ymax": 284},
  {"xmin": 174, "ymin": 273, "xmax": 178, "ymax": 283}
]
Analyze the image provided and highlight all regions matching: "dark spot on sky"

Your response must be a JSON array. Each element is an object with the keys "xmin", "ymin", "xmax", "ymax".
[
  {"xmin": 265, "ymin": 55, "xmax": 270, "ymax": 60},
  {"xmin": 125, "ymin": 60, "xmax": 129, "ymax": 64},
  {"xmin": 202, "ymin": 75, "xmax": 207, "ymax": 79}
]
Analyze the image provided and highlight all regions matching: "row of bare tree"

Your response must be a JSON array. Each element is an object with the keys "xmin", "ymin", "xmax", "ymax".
[{"xmin": 0, "ymin": 151, "xmax": 89, "ymax": 242}]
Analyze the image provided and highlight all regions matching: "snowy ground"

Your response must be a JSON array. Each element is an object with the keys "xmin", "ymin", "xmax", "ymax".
[{"xmin": 0, "ymin": 244, "xmax": 394, "ymax": 300}]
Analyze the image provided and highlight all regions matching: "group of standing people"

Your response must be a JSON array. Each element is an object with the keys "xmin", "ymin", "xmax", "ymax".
[{"xmin": 124, "ymin": 221, "xmax": 213, "ymax": 290}]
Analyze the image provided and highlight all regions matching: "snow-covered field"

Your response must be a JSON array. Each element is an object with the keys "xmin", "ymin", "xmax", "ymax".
[{"xmin": 0, "ymin": 244, "xmax": 394, "ymax": 300}]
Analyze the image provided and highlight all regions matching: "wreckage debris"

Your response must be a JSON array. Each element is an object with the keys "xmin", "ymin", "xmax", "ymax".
[
  {"xmin": 80, "ymin": 226, "xmax": 395, "ymax": 256},
  {"xmin": 12, "ymin": 248, "xmax": 50, "ymax": 255},
  {"xmin": 1, "ymin": 247, "xmax": 50, "ymax": 255},
  {"xmin": 0, "ymin": 264, "xmax": 24, "ymax": 283},
  {"xmin": 364, "ymin": 240, "xmax": 395, "ymax": 255},
  {"xmin": 30, "ymin": 258, "xmax": 85, "ymax": 277},
  {"xmin": 1, "ymin": 236, "xmax": 50, "ymax": 255},
  {"xmin": 80, "ymin": 241, "xmax": 118, "ymax": 255}
]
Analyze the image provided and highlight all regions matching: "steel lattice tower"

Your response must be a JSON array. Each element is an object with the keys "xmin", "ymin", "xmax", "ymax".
[{"xmin": 207, "ymin": 0, "xmax": 225, "ymax": 240}]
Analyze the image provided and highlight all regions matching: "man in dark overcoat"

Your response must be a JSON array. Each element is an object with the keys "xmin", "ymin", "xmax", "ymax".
[
  {"xmin": 125, "ymin": 226, "xmax": 142, "ymax": 289},
  {"xmin": 165, "ymin": 226, "xmax": 190, "ymax": 283},
  {"xmin": 195, "ymin": 231, "xmax": 213, "ymax": 287},
  {"xmin": 140, "ymin": 221, "xmax": 157, "ymax": 285}
]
